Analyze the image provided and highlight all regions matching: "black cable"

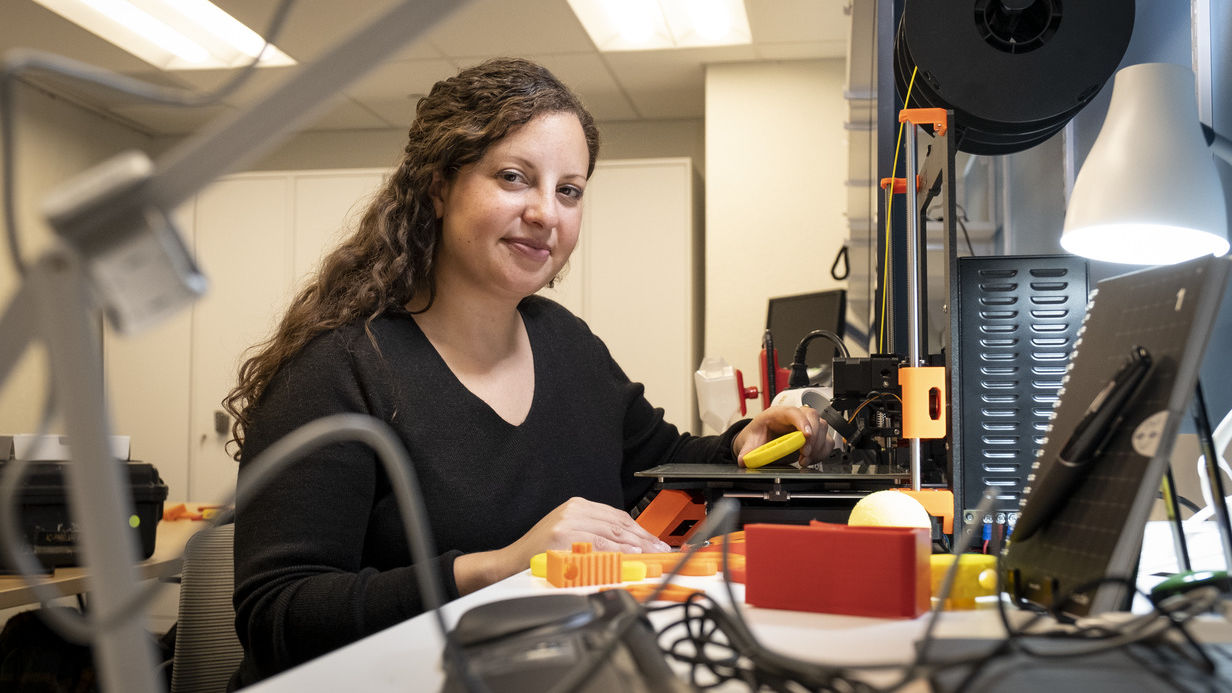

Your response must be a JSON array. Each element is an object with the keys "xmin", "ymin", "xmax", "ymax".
[
  {"xmin": 788, "ymin": 330, "xmax": 849, "ymax": 388},
  {"xmin": 831, "ymin": 243, "xmax": 849, "ymax": 281},
  {"xmin": 547, "ymin": 500, "xmax": 742, "ymax": 693},
  {"xmin": 1156, "ymin": 489, "xmax": 1203, "ymax": 515},
  {"xmin": 955, "ymin": 214, "xmax": 976, "ymax": 257},
  {"xmin": 926, "ymin": 207, "xmax": 975, "ymax": 257},
  {"xmin": 953, "ymin": 203, "xmax": 976, "ymax": 256}
]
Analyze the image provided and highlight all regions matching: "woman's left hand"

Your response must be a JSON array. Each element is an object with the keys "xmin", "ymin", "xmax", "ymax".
[{"xmin": 732, "ymin": 405, "xmax": 834, "ymax": 467}]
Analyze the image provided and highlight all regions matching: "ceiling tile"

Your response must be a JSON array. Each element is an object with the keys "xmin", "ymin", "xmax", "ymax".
[
  {"xmin": 171, "ymin": 66, "xmax": 297, "ymax": 107},
  {"xmin": 108, "ymin": 103, "xmax": 237, "ymax": 137},
  {"xmin": 603, "ymin": 47, "xmax": 758, "ymax": 119},
  {"xmin": 353, "ymin": 97, "xmax": 417, "ymax": 129},
  {"xmin": 4, "ymin": 0, "xmax": 163, "ymax": 73},
  {"xmin": 345, "ymin": 58, "xmax": 458, "ymax": 103},
  {"xmin": 343, "ymin": 57, "xmax": 458, "ymax": 127},
  {"xmin": 425, "ymin": 0, "xmax": 595, "ymax": 58},
  {"xmin": 7, "ymin": 0, "xmax": 859, "ymax": 133},
  {"xmin": 525, "ymin": 53, "xmax": 638, "ymax": 121},
  {"xmin": 213, "ymin": 0, "xmax": 400, "ymax": 63},
  {"xmin": 755, "ymin": 40, "xmax": 848, "ymax": 60},
  {"xmin": 301, "ymin": 97, "xmax": 393, "ymax": 131},
  {"xmin": 746, "ymin": 0, "xmax": 851, "ymax": 45}
]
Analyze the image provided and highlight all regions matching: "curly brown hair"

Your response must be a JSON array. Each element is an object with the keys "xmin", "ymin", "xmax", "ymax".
[{"xmin": 222, "ymin": 57, "xmax": 600, "ymax": 459}]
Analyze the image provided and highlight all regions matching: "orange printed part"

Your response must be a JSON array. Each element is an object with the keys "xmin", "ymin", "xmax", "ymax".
[
  {"xmin": 898, "ymin": 488, "xmax": 954, "ymax": 534},
  {"xmin": 898, "ymin": 107, "xmax": 948, "ymax": 135},
  {"xmin": 726, "ymin": 554, "xmax": 747, "ymax": 584},
  {"xmin": 604, "ymin": 582, "xmax": 704, "ymax": 603},
  {"xmin": 544, "ymin": 543, "xmax": 744, "ymax": 589},
  {"xmin": 635, "ymin": 489, "xmax": 706, "ymax": 548},
  {"xmin": 633, "ymin": 552, "xmax": 719, "ymax": 577},
  {"xmin": 545, "ymin": 542, "xmax": 623, "ymax": 588},
  {"xmin": 698, "ymin": 531, "xmax": 747, "ymax": 556},
  {"xmin": 878, "ymin": 176, "xmax": 923, "ymax": 194},
  {"xmin": 900, "ymin": 366, "xmax": 946, "ymax": 439}
]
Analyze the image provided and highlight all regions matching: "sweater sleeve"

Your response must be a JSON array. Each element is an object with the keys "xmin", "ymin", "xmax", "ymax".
[{"xmin": 231, "ymin": 330, "xmax": 461, "ymax": 686}]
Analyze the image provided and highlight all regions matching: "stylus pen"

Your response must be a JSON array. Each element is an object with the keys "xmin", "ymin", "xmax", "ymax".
[
  {"xmin": 1013, "ymin": 346, "xmax": 1153, "ymax": 543},
  {"xmin": 1161, "ymin": 467, "xmax": 1192, "ymax": 572}
]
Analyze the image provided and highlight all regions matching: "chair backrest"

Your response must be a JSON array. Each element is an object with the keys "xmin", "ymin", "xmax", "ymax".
[{"xmin": 170, "ymin": 523, "xmax": 242, "ymax": 693}]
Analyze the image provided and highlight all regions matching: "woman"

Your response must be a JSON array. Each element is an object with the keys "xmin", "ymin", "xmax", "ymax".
[{"xmin": 223, "ymin": 57, "xmax": 832, "ymax": 686}]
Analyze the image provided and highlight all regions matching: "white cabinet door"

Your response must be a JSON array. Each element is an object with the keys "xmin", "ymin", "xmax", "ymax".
[
  {"xmin": 565, "ymin": 158, "xmax": 701, "ymax": 434},
  {"xmin": 293, "ymin": 172, "xmax": 385, "ymax": 280},
  {"xmin": 189, "ymin": 176, "xmax": 295, "ymax": 504},
  {"xmin": 105, "ymin": 202, "xmax": 196, "ymax": 503},
  {"xmin": 186, "ymin": 171, "xmax": 388, "ymax": 503}
]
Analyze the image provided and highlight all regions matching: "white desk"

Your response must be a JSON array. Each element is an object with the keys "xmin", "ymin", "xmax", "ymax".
[
  {"xmin": 243, "ymin": 520, "xmax": 1232, "ymax": 692},
  {"xmin": 244, "ymin": 570, "xmax": 1032, "ymax": 692}
]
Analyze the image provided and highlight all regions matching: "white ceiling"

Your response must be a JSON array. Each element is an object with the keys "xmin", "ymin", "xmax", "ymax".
[{"xmin": 3, "ymin": 0, "xmax": 852, "ymax": 136}]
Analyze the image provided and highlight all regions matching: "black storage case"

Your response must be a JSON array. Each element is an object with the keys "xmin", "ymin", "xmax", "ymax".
[{"xmin": 1, "ymin": 461, "xmax": 168, "ymax": 570}]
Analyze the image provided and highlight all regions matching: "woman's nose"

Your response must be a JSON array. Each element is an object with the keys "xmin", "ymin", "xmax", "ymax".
[{"xmin": 524, "ymin": 187, "xmax": 559, "ymax": 229}]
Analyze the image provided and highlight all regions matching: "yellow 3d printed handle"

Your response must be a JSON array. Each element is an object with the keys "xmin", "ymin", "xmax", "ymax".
[{"xmin": 743, "ymin": 430, "xmax": 806, "ymax": 469}]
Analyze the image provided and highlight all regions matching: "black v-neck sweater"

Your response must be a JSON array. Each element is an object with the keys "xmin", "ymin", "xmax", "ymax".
[{"xmin": 230, "ymin": 296, "xmax": 745, "ymax": 687}]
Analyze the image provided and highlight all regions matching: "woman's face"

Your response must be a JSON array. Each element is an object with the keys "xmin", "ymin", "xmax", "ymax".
[{"xmin": 431, "ymin": 111, "xmax": 590, "ymax": 304}]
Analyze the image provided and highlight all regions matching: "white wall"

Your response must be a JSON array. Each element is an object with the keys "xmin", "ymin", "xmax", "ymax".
[
  {"xmin": 152, "ymin": 119, "xmax": 706, "ymax": 176},
  {"xmin": 703, "ymin": 59, "xmax": 849, "ymax": 424},
  {"xmin": 0, "ymin": 83, "xmax": 151, "ymax": 435}
]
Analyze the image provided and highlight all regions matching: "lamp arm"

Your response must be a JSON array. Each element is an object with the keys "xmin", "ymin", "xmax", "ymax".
[
  {"xmin": 27, "ymin": 1, "xmax": 473, "ymax": 690},
  {"xmin": 43, "ymin": 0, "xmax": 470, "ymax": 334}
]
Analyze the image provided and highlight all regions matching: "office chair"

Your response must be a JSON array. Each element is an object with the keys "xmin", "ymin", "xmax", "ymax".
[{"xmin": 170, "ymin": 523, "xmax": 242, "ymax": 693}]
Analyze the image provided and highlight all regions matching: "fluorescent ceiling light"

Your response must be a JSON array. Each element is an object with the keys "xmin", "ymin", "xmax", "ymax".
[
  {"xmin": 33, "ymin": 0, "xmax": 296, "ymax": 70},
  {"xmin": 567, "ymin": 0, "xmax": 751, "ymax": 52}
]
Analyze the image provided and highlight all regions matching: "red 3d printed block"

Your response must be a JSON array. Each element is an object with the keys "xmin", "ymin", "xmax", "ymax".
[{"xmin": 744, "ymin": 521, "xmax": 931, "ymax": 619}]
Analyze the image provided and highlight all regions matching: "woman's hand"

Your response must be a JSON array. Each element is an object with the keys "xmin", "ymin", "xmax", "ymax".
[
  {"xmin": 454, "ymin": 497, "xmax": 670, "ymax": 594},
  {"xmin": 512, "ymin": 496, "xmax": 671, "ymax": 556},
  {"xmin": 732, "ymin": 405, "xmax": 834, "ymax": 467}
]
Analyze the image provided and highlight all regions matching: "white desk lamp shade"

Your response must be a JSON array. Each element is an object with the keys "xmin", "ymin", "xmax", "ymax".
[{"xmin": 1062, "ymin": 62, "xmax": 1230, "ymax": 265}]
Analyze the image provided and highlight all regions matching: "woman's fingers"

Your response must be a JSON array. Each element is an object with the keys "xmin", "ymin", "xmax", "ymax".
[
  {"xmin": 735, "ymin": 405, "xmax": 834, "ymax": 466},
  {"xmin": 553, "ymin": 497, "xmax": 670, "ymax": 553}
]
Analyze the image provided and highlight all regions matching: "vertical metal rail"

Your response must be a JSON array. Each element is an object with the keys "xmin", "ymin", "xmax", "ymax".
[{"xmin": 903, "ymin": 123, "xmax": 924, "ymax": 490}]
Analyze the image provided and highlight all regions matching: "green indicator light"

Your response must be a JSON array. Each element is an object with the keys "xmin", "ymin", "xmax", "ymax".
[{"xmin": 129, "ymin": 515, "xmax": 140, "ymax": 529}]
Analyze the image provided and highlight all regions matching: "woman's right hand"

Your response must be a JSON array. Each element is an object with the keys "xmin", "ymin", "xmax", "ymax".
[
  {"xmin": 513, "ymin": 496, "xmax": 672, "ymax": 557},
  {"xmin": 453, "ymin": 497, "xmax": 670, "ymax": 595}
]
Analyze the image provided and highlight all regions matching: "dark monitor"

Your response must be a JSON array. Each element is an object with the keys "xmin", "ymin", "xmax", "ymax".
[{"xmin": 765, "ymin": 290, "xmax": 846, "ymax": 365}]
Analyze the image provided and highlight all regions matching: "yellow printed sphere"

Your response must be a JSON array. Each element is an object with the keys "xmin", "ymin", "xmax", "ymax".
[{"xmin": 848, "ymin": 490, "xmax": 932, "ymax": 529}]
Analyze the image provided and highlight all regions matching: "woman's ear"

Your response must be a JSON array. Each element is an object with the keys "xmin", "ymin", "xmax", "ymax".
[{"xmin": 429, "ymin": 172, "xmax": 446, "ymax": 219}]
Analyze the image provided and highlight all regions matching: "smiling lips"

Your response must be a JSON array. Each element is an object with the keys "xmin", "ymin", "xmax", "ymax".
[{"xmin": 505, "ymin": 237, "xmax": 551, "ymax": 262}]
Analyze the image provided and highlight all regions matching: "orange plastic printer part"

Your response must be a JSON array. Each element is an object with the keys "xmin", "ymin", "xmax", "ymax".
[
  {"xmin": 635, "ymin": 489, "xmax": 707, "ymax": 547},
  {"xmin": 745, "ymin": 521, "xmax": 931, "ymax": 619},
  {"xmin": 898, "ymin": 107, "xmax": 949, "ymax": 135},
  {"xmin": 897, "ymin": 488, "xmax": 954, "ymax": 534},
  {"xmin": 900, "ymin": 366, "xmax": 947, "ymax": 439}
]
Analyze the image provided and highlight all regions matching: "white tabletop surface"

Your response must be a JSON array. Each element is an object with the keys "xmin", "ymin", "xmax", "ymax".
[
  {"xmin": 245, "ymin": 568, "xmax": 1028, "ymax": 692},
  {"xmin": 244, "ymin": 519, "xmax": 1232, "ymax": 692}
]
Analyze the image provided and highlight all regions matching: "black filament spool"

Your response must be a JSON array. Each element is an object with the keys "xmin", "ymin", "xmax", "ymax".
[{"xmin": 894, "ymin": 0, "xmax": 1134, "ymax": 155}]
